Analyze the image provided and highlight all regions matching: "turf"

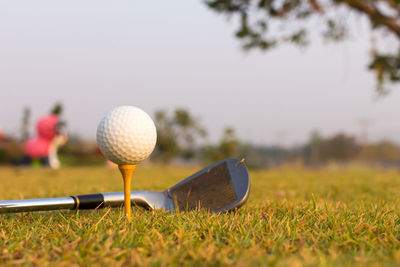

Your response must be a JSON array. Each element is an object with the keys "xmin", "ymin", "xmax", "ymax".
[{"xmin": 0, "ymin": 165, "xmax": 400, "ymax": 266}]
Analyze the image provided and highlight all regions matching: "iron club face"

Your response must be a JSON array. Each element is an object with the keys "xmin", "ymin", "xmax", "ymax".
[{"xmin": 166, "ymin": 157, "xmax": 250, "ymax": 212}]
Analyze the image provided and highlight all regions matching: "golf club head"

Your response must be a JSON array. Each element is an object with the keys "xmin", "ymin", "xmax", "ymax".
[
  {"xmin": 128, "ymin": 158, "xmax": 250, "ymax": 213},
  {"xmin": 167, "ymin": 158, "xmax": 249, "ymax": 212},
  {"xmin": 124, "ymin": 159, "xmax": 250, "ymax": 213}
]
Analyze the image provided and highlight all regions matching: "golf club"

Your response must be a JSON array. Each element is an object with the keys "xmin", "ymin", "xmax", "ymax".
[{"xmin": 0, "ymin": 158, "xmax": 250, "ymax": 214}]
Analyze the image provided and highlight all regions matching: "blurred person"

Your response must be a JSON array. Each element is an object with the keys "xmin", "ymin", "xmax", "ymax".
[{"xmin": 23, "ymin": 114, "xmax": 68, "ymax": 168}]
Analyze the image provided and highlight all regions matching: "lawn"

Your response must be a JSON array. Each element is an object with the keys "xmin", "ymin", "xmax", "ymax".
[{"xmin": 0, "ymin": 164, "xmax": 400, "ymax": 266}]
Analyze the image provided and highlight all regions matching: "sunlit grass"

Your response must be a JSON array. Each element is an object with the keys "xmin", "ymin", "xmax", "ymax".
[{"xmin": 1, "ymin": 165, "xmax": 400, "ymax": 265}]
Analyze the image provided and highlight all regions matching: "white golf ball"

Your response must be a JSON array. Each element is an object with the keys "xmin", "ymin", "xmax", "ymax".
[{"xmin": 96, "ymin": 106, "xmax": 157, "ymax": 165}]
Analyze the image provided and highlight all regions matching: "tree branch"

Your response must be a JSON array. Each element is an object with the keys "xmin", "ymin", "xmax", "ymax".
[{"xmin": 340, "ymin": 0, "xmax": 400, "ymax": 37}]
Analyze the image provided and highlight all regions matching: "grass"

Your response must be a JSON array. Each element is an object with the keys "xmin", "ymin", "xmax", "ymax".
[{"xmin": 1, "ymin": 164, "xmax": 400, "ymax": 266}]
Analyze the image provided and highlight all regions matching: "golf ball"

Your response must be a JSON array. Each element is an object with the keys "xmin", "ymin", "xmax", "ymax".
[{"xmin": 96, "ymin": 106, "xmax": 157, "ymax": 165}]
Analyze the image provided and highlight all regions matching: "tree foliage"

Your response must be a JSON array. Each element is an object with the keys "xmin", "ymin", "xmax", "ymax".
[
  {"xmin": 360, "ymin": 140, "xmax": 400, "ymax": 162},
  {"xmin": 154, "ymin": 108, "xmax": 206, "ymax": 163},
  {"xmin": 205, "ymin": 0, "xmax": 400, "ymax": 93},
  {"xmin": 304, "ymin": 132, "xmax": 361, "ymax": 162},
  {"xmin": 201, "ymin": 127, "xmax": 241, "ymax": 164}
]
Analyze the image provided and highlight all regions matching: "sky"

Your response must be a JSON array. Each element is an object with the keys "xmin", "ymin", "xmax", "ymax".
[{"xmin": 1, "ymin": 0, "xmax": 400, "ymax": 146}]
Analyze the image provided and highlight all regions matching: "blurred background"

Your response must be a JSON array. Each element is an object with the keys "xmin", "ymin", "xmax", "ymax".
[{"xmin": 1, "ymin": 0, "xmax": 400, "ymax": 169}]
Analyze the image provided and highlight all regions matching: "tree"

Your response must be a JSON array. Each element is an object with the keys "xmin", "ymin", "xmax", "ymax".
[
  {"xmin": 304, "ymin": 132, "xmax": 360, "ymax": 162},
  {"xmin": 173, "ymin": 109, "xmax": 207, "ymax": 159},
  {"xmin": 201, "ymin": 127, "xmax": 241, "ymax": 164},
  {"xmin": 304, "ymin": 130, "xmax": 323, "ymax": 164},
  {"xmin": 219, "ymin": 127, "xmax": 240, "ymax": 158},
  {"xmin": 360, "ymin": 140, "xmax": 400, "ymax": 162},
  {"xmin": 153, "ymin": 108, "xmax": 206, "ymax": 163},
  {"xmin": 205, "ymin": 0, "xmax": 400, "ymax": 93},
  {"xmin": 154, "ymin": 110, "xmax": 180, "ymax": 163}
]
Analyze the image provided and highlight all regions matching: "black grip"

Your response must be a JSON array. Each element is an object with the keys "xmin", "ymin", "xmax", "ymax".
[{"xmin": 71, "ymin": 194, "xmax": 105, "ymax": 210}]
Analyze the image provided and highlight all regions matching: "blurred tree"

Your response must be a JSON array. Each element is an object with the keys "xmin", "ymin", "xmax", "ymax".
[
  {"xmin": 307, "ymin": 130, "xmax": 323, "ymax": 164},
  {"xmin": 0, "ymin": 134, "xmax": 24, "ymax": 164},
  {"xmin": 154, "ymin": 108, "xmax": 206, "ymax": 163},
  {"xmin": 201, "ymin": 127, "xmax": 241, "ymax": 164},
  {"xmin": 360, "ymin": 140, "xmax": 400, "ymax": 162},
  {"xmin": 304, "ymin": 132, "xmax": 360, "ymax": 163},
  {"xmin": 319, "ymin": 133, "xmax": 360, "ymax": 162},
  {"xmin": 219, "ymin": 127, "xmax": 240, "ymax": 158},
  {"xmin": 21, "ymin": 107, "xmax": 31, "ymax": 142},
  {"xmin": 173, "ymin": 109, "xmax": 207, "ymax": 159},
  {"xmin": 205, "ymin": 0, "xmax": 400, "ymax": 93},
  {"xmin": 154, "ymin": 110, "xmax": 180, "ymax": 163}
]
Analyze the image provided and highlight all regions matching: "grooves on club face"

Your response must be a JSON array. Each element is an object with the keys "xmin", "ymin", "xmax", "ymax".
[{"xmin": 164, "ymin": 158, "xmax": 250, "ymax": 213}]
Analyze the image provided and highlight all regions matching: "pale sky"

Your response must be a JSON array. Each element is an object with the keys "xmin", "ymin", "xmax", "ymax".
[{"xmin": 1, "ymin": 0, "xmax": 400, "ymax": 146}]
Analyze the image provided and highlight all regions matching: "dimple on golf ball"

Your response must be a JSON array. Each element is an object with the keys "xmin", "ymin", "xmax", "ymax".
[{"xmin": 96, "ymin": 106, "xmax": 157, "ymax": 165}]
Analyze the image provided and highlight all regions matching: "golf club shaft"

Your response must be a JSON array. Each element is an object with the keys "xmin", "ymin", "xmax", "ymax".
[{"xmin": 0, "ymin": 191, "xmax": 155, "ymax": 214}]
